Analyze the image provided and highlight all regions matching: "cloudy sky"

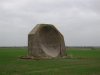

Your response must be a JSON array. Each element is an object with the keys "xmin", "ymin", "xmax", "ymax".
[{"xmin": 0, "ymin": 0, "xmax": 100, "ymax": 46}]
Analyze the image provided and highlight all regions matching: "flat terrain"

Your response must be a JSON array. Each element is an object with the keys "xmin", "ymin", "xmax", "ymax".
[{"xmin": 0, "ymin": 47, "xmax": 100, "ymax": 75}]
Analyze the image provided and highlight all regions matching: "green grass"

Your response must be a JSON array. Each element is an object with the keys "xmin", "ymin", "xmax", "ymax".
[{"xmin": 0, "ymin": 48, "xmax": 100, "ymax": 75}]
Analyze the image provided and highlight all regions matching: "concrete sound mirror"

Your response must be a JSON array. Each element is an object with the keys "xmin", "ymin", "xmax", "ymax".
[{"xmin": 28, "ymin": 24, "xmax": 66, "ymax": 59}]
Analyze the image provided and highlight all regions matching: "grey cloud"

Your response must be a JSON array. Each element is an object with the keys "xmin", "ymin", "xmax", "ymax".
[{"xmin": 0, "ymin": 0, "xmax": 100, "ymax": 46}]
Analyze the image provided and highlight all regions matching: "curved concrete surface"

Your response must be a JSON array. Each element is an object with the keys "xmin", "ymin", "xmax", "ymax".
[{"xmin": 39, "ymin": 25, "xmax": 61, "ymax": 57}]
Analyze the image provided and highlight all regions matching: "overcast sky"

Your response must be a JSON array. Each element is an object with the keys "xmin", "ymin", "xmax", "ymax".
[{"xmin": 0, "ymin": 0, "xmax": 100, "ymax": 46}]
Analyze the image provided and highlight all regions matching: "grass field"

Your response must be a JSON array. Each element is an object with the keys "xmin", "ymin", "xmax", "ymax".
[{"xmin": 0, "ymin": 48, "xmax": 100, "ymax": 75}]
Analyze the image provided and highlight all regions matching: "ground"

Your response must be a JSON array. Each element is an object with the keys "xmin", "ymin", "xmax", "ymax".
[{"xmin": 0, "ymin": 47, "xmax": 100, "ymax": 75}]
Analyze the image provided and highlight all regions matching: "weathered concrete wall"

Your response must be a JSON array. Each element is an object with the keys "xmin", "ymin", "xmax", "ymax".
[{"xmin": 28, "ymin": 24, "xmax": 66, "ymax": 58}]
